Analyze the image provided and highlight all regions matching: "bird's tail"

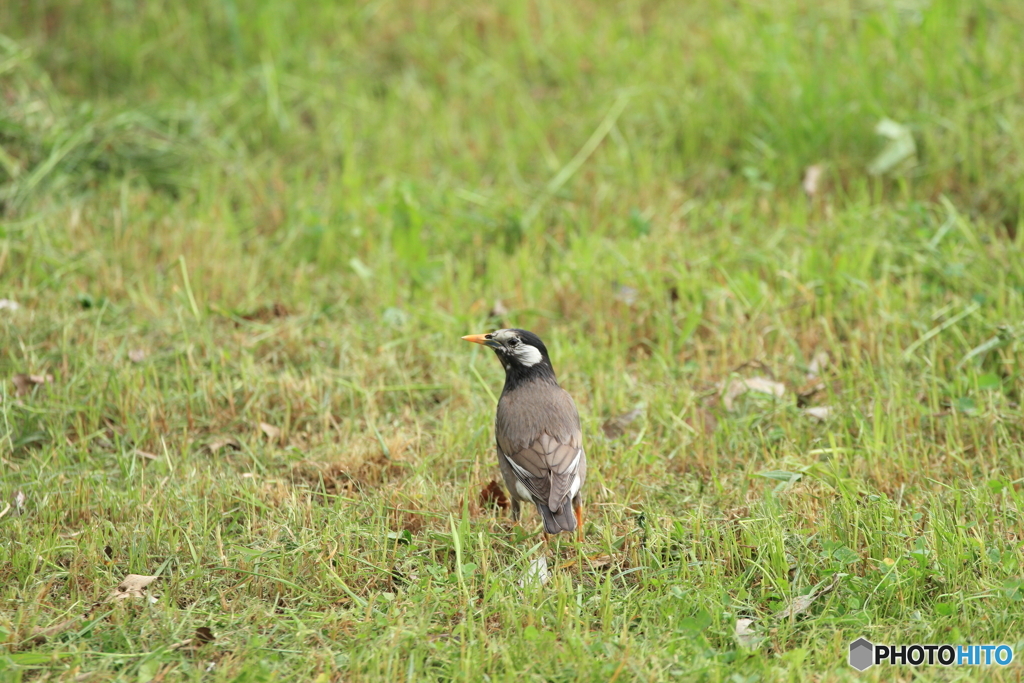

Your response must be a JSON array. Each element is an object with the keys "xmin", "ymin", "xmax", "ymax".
[{"xmin": 538, "ymin": 500, "xmax": 576, "ymax": 534}]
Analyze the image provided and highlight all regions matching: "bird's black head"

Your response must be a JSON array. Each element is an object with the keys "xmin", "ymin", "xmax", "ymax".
[{"xmin": 462, "ymin": 328, "xmax": 557, "ymax": 387}]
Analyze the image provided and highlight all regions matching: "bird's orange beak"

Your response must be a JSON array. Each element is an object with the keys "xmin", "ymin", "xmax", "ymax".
[{"xmin": 462, "ymin": 333, "xmax": 499, "ymax": 348}]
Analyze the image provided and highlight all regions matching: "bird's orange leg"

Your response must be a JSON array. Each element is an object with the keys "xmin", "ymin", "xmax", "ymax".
[{"xmin": 574, "ymin": 502, "xmax": 584, "ymax": 541}]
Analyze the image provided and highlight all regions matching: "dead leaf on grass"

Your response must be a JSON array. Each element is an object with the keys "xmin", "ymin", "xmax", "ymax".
[
  {"xmin": 796, "ymin": 380, "xmax": 826, "ymax": 407},
  {"xmin": 601, "ymin": 407, "xmax": 643, "ymax": 439},
  {"xmin": 723, "ymin": 377, "xmax": 786, "ymax": 411},
  {"xmin": 582, "ymin": 554, "xmax": 617, "ymax": 570},
  {"xmin": 259, "ymin": 422, "xmax": 282, "ymax": 442},
  {"xmin": 207, "ymin": 436, "xmax": 241, "ymax": 453},
  {"xmin": 479, "ymin": 480, "xmax": 510, "ymax": 511},
  {"xmin": 170, "ymin": 626, "xmax": 216, "ymax": 651},
  {"xmin": 774, "ymin": 573, "xmax": 842, "ymax": 621},
  {"xmin": 556, "ymin": 553, "xmax": 619, "ymax": 572},
  {"xmin": 128, "ymin": 349, "xmax": 147, "ymax": 363},
  {"xmin": 803, "ymin": 406, "xmax": 833, "ymax": 422},
  {"xmin": 105, "ymin": 574, "xmax": 159, "ymax": 602},
  {"xmin": 0, "ymin": 298, "xmax": 20, "ymax": 311},
  {"xmin": 802, "ymin": 164, "xmax": 824, "ymax": 199},
  {"xmin": 806, "ymin": 350, "xmax": 829, "ymax": 379},
  {"xmin": 134, "ymin": 450, "xmax": 159, "ymax": 461},
  {"xmin": 194, "ymin": 626, "xmax": 215, "ymax": 646},
  {"xmin": 12, "ymin": 373, "xmax": 53, "ymax": 397},
  {"xmin": 740, "ymin": 376, "xmax": 786, "ymax": 398},
  {"xmin": 735, "ymin": 618, "xmax": 763, "ymax": 648},
  {"xmin": 14, "ymin": 490, "xmax": 26, "ymax": 515}
]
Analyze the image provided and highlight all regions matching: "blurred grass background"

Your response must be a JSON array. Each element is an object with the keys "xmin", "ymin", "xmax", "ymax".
[{"xmin": 1, "ymin": 1, "xmax": 1023, "ymax": 680}]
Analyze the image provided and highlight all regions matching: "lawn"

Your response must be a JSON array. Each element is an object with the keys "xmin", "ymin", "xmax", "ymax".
[{"xmin": 1, "ymin": 0, "xmax": 1023, "ymax": 680}]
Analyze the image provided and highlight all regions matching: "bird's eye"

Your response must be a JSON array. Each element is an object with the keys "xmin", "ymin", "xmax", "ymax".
[{"xmin": 508, "ymin": 338, "xmax": 519, "ymax": 347}]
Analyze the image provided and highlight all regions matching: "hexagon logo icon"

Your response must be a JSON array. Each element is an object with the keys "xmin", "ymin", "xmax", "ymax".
[{"xmin": 849, "ymin": 638, "xmax": 874, "ymax": 671}]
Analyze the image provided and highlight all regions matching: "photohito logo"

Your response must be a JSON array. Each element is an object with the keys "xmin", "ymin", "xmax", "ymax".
[{"xmin": 849, "ymin": 638, "xmax": 1013, "ymax": 671}]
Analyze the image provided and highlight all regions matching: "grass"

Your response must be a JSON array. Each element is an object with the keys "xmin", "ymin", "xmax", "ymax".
[{"xmin": 1, "ymin": 0, "xmax": 1023, "ymax": 680}]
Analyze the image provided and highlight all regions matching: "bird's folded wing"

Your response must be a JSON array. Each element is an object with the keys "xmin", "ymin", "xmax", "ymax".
[
  {"xmin": 497, "ymin": 441, "xmax": 549, "ymax": 503},
  {"xmin": 543, "ymin": 440, "xmax": 584, "ymax": 510},
  {"xmin": 499, "ymin": 430, "xmax": 584, "ymax": 509}
]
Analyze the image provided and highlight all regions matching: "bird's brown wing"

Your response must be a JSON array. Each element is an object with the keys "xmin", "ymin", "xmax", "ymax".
[{"xmin": 495, "ymin": 382, "xmax": 586, "ymax": 510}]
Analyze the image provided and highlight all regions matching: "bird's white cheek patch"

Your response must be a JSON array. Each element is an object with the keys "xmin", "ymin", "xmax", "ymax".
[
  {"xmin": 515, "ymin": 480, "xmax": 533, "ymax": 500},
  {"xmin": 513, "ymin": 344, "xmax": 543, "ymax": 367}
]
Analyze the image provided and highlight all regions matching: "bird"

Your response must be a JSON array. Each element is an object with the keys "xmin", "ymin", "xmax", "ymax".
[{"xmin": 462, "ymin": 329, "xmax": 587, "ymax": 538}]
